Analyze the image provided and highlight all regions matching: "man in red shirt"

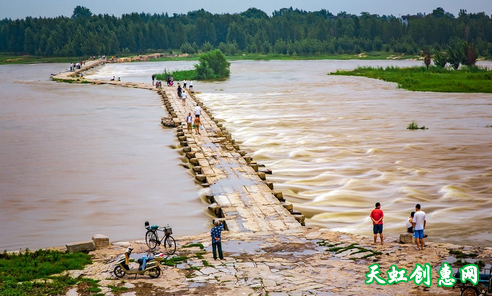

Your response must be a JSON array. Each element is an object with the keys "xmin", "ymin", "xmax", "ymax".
[{"xmin": 370, "ymin": 202, "xmax": 384, "ymax": 245}]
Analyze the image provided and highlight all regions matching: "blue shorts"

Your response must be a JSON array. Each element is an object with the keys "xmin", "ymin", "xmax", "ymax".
[
  {"xmin": 414, "ymin": 229, "xmax": 424, "ymax": 239},
  {"xmin": 373, "ymin": 224, "xmax": 383, "ymax": 234}
]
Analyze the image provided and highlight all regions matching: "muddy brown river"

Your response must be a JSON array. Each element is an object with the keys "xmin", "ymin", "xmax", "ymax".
[{"xmin": 1, "ymin": 60, "xmax": 491, "ymax": 250}]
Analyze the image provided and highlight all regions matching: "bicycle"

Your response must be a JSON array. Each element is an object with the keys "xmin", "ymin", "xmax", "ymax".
[{"xmin": 144, "ymin": 221, "xmax": 176, "ymax": 255}]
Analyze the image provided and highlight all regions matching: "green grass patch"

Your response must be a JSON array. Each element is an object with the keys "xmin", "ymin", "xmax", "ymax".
[
  {"xmin": 0, "ymin": 249, "xmax": 92, "ymax": 282},
  {"xmin": 193, "ymin": 251, "xmax": 206, "ymax": 259},
  {"xmin": 108, "ymin": 284, "xmax": 129, "ymax": 294},
  {"xmin": 351, "ymin": 251, "xmax": 383, "ymax": 260},
  {"xmin": 77, "ymin": 278, "xmax": 102, "ymax": 295},
  {"xmin": 0, "ymin": 53, "xmax": 87, "ymax": 65},
  {"xmin": 1, "ymin": 275, "xmax": 78, "ymax": 296},
  {"xmin": 160, "ymin": 256, "xmax": 187, "ymax": 266},
  {"xmin": 449, "ymin": 249, "xmax": 478, "ymax": 259},
  {"xmin": 181, "ymin": 243, "xmax": 205, "ymax": 250},
  {"xmin": 316, "ymin": 240, "xmax": 341, "ymax": 248},
  {"xmin": 226, "ymin": 52, "xmax": 409, "ymax": 61},
  {"xmin": 0, "ymin": 249, "xmax": 94, "ymax": 296},
  {"xmin": 317, "ymin": 241, "xmax": 382, "ymax": 260},
  {"xmin": 0, "ymin": 51, "xmax": 422, "ymax": 65},
  {"xmin": 155, "ymin": 69, "xmax": 197, "ymax": 82},
  {"xmin": 407, "ymin": 120, "xmax": 427, "ymax": 130},
  {"xmin": 52, "ymin": 78, "xmax": 75, "ymax": 83},
  {"xmin": 331, "ymin": 65, "xmax": 492, "ymax": 93},
  {"xmin": 202, "ymin": 260, "xmax": 213, "ymax": 267}
]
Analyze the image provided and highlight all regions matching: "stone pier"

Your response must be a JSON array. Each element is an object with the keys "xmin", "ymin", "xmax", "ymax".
[{"xmin": 157, "ymin": 87, "xmax": 306, "ymax": 234}]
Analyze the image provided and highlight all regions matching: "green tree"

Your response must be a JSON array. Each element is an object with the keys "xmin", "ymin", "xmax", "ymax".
[
  {"xmin": 194, "ymin": 49, "xmax": 230, "ymax": 79},
  {"xmin": 433, "ymin": 50, "xmax": 448, "ymax": 67},
  {"xmin": 23, "ymin": 27, "xmax": 35, "ymax": 54},
  {"xmin": 72, "ymin": 6, "xmax": 92, "ymax": 19}
]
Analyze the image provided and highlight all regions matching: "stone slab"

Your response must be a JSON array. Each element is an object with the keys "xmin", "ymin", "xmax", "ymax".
[{"xmin": 66, "ymin": 241, "xmax": 96, "ymax": 253}]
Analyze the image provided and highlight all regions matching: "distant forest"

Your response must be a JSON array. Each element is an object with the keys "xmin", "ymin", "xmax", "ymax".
[{"xmin": 1, "ymin": 6, "xmax": 492, "ymax": 58}]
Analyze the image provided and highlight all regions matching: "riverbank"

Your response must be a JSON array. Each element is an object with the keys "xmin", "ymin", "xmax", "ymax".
[
  {"xmin": 1, "ymin": 51, "xmax": 456, "ymax": 65},
  {"xmin": 48, "ymin": 61, "xmax": 492, "ymax": 295},
  {"xmin": 331, "ymin": 65, "xmax": 492, "ymax": 93}
]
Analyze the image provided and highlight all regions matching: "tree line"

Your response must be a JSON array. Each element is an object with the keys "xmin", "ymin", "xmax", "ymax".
[{"xmin": 1, "ymin": 6, "xmax": 492, "ymax": 58}]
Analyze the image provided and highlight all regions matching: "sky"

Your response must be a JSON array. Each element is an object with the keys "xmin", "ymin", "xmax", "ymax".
[{"xmin": 1, "ymin": 0, "xmax": 491, "ymax": 20}]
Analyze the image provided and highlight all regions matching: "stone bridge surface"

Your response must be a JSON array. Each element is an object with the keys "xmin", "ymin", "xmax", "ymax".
[
  {"xmin": 52, "ymin": 59, "xmax": 465, "ymax": 296},
  {"xmin": 158, "ymin": 84, "xmax": 305, "ymax": 236}
]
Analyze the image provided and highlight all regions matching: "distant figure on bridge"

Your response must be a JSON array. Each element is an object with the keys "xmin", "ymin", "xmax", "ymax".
[
  {"xmin": 152, "ymin": 74, "xmax": 156, "ymax": 86},
  {"xmin": 194, "ymin": 116, "xmax": 201, "ymax": 135},
  {"xmin": 194, "ymin": 104, "xmax": 201, "ymax": 118},
  {"xmin": 186, "ymin": 112, "xmax": 193, "ymax": 132},
  {"xmin": 181, "ymin": 91, "xmax": 187, "ymax": 106},
  {"xmin": 177, "ymin": 84, "xmax": 182, "ymax": 98}
]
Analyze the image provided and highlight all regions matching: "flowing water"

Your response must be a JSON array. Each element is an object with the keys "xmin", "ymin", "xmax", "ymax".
[
  {"xmin": 92, "ymin": 59, "xmax": 492, "ymax": 246},
  {"xmin": 2, "ymin": 60, "xmax": 491, "ymax": 250},
  {"xmin": 193, "ymin": 60, "xmax": 492, "ymax": 247},
  {"xmin": 0, "ymin": 63, "xmax": 209, "ymax": 251}
]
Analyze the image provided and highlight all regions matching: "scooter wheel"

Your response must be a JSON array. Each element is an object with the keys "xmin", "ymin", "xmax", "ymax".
[
  {"xmin": 114, "ymin": 266, "xmax": 126, "ymax": 278},
  {"xmin": 148, "ymin": 267, "xmax": 161, "ymax": 278}
]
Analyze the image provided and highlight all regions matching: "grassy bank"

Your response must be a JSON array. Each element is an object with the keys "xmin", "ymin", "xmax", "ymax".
[
  {"xmin": 331, "ymin": 66, "xmax": 492, "ymax": 93},
  {"xmin": 0, "ymin": 249, "xmax": 98, "ymax": 296},
  {"xmin": 124, "ymin": 51, "xmax": 421, "ymax": 62},
  {"xmin": 0, "ymin": 53, "xmax": 84, "ymax": 65},
  {"xmin": 0, "ymin": 51, "xmax": 420, "ymax": 65}
]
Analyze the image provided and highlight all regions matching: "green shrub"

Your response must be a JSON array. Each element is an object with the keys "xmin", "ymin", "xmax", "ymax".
[{"xmin": 194, "ymin": 49, "xmax": 230, "ymax": 80}]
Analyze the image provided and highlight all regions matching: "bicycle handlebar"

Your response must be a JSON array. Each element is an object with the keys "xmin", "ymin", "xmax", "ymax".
[{"xmin": 146, "ymin": 225, "xmax": 171, "ymax": 232}]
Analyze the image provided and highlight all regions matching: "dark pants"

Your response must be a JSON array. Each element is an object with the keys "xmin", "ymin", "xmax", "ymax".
[{"xmin": 212, "ymin": 242, "xmax": 223, "ymax": 260}]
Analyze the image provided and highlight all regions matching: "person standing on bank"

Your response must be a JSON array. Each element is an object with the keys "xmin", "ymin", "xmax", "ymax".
[
  {"xmin": 370, "ymin": 202, "xmax": 384, "ymax": 245},
  {"xmin": 211, "ymin": 220, "xmax": 224, "ymax": 260},
  {"xmin": 413, "ymin": 204, "xmax": 426, "ymax": 250}
]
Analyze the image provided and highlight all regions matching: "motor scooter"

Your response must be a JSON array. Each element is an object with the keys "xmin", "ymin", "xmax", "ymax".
[{"xmin": 113, "ymin": 247, "xmax": 165, "ymax": 279}]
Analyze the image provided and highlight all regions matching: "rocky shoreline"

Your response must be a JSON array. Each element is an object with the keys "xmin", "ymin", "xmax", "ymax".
[{"xmin": 50, "ymin": 57, "xmax": 490, "ymax": 296}]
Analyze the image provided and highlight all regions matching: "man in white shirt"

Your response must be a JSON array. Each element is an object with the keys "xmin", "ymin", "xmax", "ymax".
[
  {"xmin": 194, "ymin": 105, "xmax": 201, "ymax": 118},
  {"xmin": 412, "ymin": 204, "xmax": 426, "ymax": 250}
]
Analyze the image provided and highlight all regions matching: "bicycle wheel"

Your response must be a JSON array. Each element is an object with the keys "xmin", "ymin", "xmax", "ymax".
[
  {"xmin": 145, "ymin": 231, "xmax": 159, "ymax": 250},
  {"xmin": 113, "ymin": 266, "xmax": 126, "ymax": 278},
  {"xmin": 148, "ymin": 266, "xmax": 161, "ymax": 278},
  {"xmin": 163, "ymin": 236, "xmax": 176, "ymax": 255}
]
